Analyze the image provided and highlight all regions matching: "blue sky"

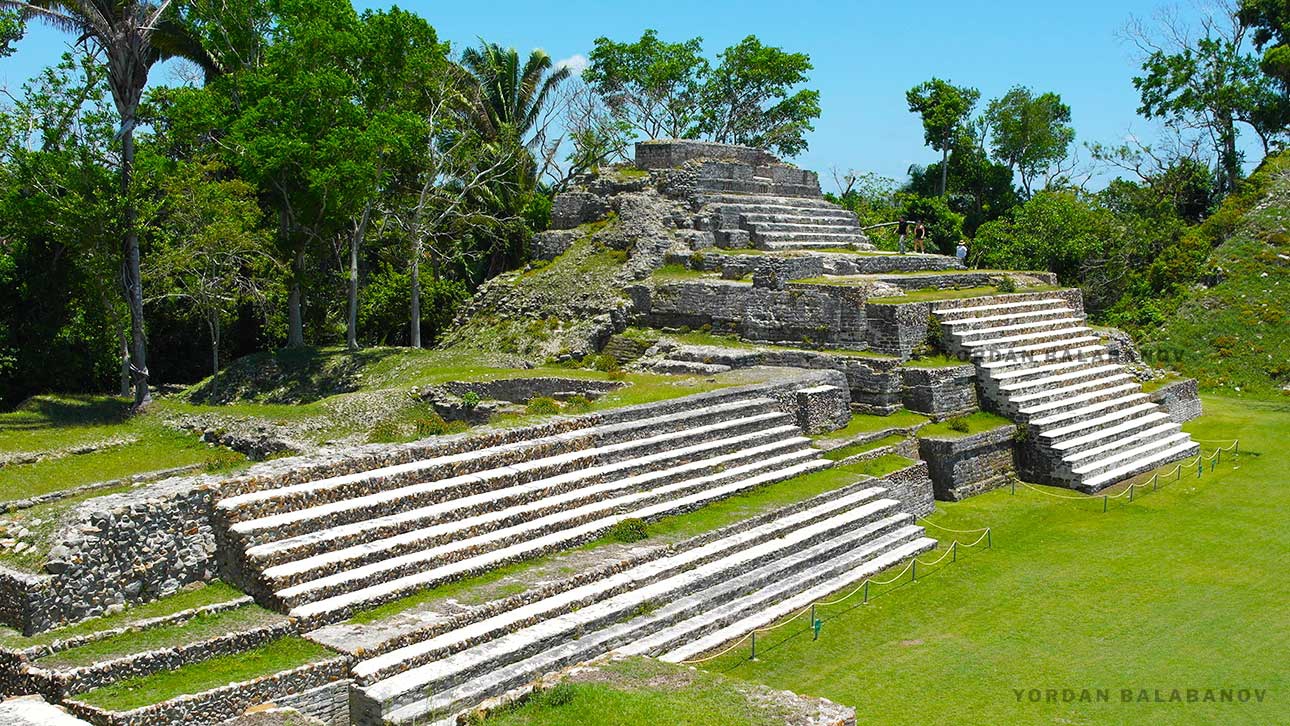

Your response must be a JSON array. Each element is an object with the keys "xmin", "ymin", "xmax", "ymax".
[{"xmin": 0, "ymin": 0, "xmax": 1229, "ymax": 191}]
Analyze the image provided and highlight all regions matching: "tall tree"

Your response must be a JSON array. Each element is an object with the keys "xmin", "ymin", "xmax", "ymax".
[
  {"xmin": 1239, "ymin": 0, "xmax": 1290, "ymax": 87},
  {"xmin": 0, "ymin": 8, "xmax": 20, "ymax": 56},
  {"xmin": 584, "ymin": 29, "xmax": 709, "ymax": 140},
  {"xmin": 0, "ymin": 0, "xmax": 215, "ymax": 407},
  {"xmin": 906, "ymin": 77, "xmax": 980, "ymax": 197},
  {"xmin": 460, "ymin": 41, "xmax": 571, "ymax": 153},
  {"xmin": 698, "ymin": 35, "xmax": 820, "ymax": 157},
  {"xmin": 983, "ymin": 86, "xmax": 1076, "ymax": 196}
]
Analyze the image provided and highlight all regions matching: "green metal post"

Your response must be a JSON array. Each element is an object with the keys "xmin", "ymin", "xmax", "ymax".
[
  {"xmin": 1103, "ymin": 495, "xmax": 1108, "ymax": 513},
  {"xmin": 912, "ymin": 560, "xmax": 917, "ymax": 582},
  {"xmin": 811, "ymin": 604, "xmax": 817, "ymax": 641},
  {"xmin": 987, "ymin": 529, "xmax": 993, "ymax": 549},
  {"xmin": 863, "ymin": 580, "xmax": 870, "ymax": 603},
  {"xmin": 751, "ymin": 631, "xmax": 756, "ymax": 661},
  {"xmin": 952, "ymin": 541, "xmax": 958, "ymax": 563},
  {"xmin": 1129, "ymin": 483, "xmax": 1134, "ymax": 502}
]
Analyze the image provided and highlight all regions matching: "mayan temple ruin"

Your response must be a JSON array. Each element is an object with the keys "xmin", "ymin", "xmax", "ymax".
[{"xmin": 0, "ymin": 142, "xmax": 1208, "ymax": 725}]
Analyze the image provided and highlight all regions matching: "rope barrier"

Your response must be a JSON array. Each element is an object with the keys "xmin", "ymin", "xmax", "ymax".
[
  {"xmin": 678, "ymin": 528, "xmax": 991, "ymax": 665},
  {"xmin": 916, "ymin": 517, "xmax": 991, "ymax": 535}
]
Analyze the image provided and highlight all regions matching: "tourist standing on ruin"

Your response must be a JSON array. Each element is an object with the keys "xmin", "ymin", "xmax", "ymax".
[
  {"xmin": 956, "ymin": 239, "xmax": 968, "ymax": 264},
  {"xmin": 913, "ymin": 222, "xmax": 927, "ymax": 253},
  {"xmin": 896, "ymin": 216, "xmax": 910, "ymax": 254}
]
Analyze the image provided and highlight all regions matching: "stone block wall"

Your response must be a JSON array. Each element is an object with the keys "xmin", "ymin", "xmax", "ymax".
[
  {"xmin": 878, "ymin": 461, "xmax": 936, "ymax": 518},
  {"xmin": 865, "ymin": 302, "xmax": 932, "ymax": 359},
  {"xmin": 900, "ymin": 365, "xmax": 978, "ymax": 417},
  {"xmin": 1148, "ymin": 378, "xmax": 1203, "ymax": 423},
  {"xmin": 917, "ymin": 425, "xmax": 1017, "ymax": 501},
  {"xmin": 794, "ymin": 385, "xmax": 852, "ymax": 434},
  {"xmin": 635, "ymin": 140, "xmax": 779, "ymax": 170}
]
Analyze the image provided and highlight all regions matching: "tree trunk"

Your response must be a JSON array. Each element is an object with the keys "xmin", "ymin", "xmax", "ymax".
[
  {"xmin": 410, "ymin": 235, "xmax": 422, "ymax": 349},
  {"xmin": 209, "ymin": 313, "xmax": 220, "ymax": 385},
  {"xmin": 287, "ymin": 246, "xmax": 305, "ymax": 348},
  {"xmin": 119, "ymin": 329, "xmax": 130, "ymax": 398},
  {"xmin": 939, "ymin": 143, "xmax": 950, "ymax": 197},
  {"xmin": 346, "ymin": 202, "xmax": 373, "ymax": 351},
  {"xmin": 1221, "ymin": 121, "xmax": 1239, "ymax": 194},
  {"xmin": 121, "ymin": 128, "xmax": 151, "ymax": 408}
]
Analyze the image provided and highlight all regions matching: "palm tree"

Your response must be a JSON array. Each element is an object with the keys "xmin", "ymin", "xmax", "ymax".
[
  {"xmin": 459, "ymin": 41, "xmax": 570, "ymax": 154},
  {"xmin": 1, "ymin": 1, "xmax": 215, "ymax": 408}
]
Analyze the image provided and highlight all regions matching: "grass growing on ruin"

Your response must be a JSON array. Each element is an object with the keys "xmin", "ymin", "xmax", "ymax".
[
  {"xmin": 819, "ymin": 434, "xmax": 907, "ymax": 462},
  {"xmin": 35, "ymin": 604, "xmax": 281, "ymax": 668},
  {"xmin": 817, "ymin": 410, "xmax": 930, "ymax": 441},
  {"xmin": 1140, "ymin": 373, "xmax": 1186, "ymax": 393},
  {"xmin": 0, "ymin": 581, "xmax": 245, "ymax": 648},
  {"xmin": 867, "ymin": 284, "xmax": 1060, "ymax": 305},
  {"xmin": 917, "ymin": 412, "xmax": 1013, "ymax": 439},
  {"xmin": 73, "ymin": 636, "xmax": 334, "ymax": 711},
  {"xmin": 902, "ymin": 353, "xmax": 969, "ymax": 368},
  {"xmin": 683, "ymin": 394, "xmax": 1289, "ymax": 726}
]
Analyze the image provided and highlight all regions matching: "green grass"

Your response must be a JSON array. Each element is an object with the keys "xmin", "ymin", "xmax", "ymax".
[
  {"xmin": 682, "ymin": 394, "xmax": 1289, "ymax": 726},
  {"xmin": 867, "ymin": 284, "xmax": 1060, "ymax": 305},
  {"xmin": 903, "ymin": 354, "xmax": 971, "ymax": 369},
  {"xmin": 918, "ymin": 412, "xmax": 1013, "ymax": 439},
  {"xmin": 820, "ymin": 434, "xmax": 907, "ymax": 462},
  {"xmin": 652, "ymin": 263, "xmax": 717, "ymax": 281},
  {"xmin": 816, "ymin": 410, "xmax": 930, "ymax": 441},
  {"xmin": 483, "ymin": 656, "xmax": 790, "ymax": 726},
  {"xmin": 0, "ymin": 581, "xmax": 245, "ymax": 647},
  {"xmin": 1140, "ymin": 374, "xmax": 1187, "ymax": 394},
  {"xmin": 35, "ymin": 604, "xmax": 279, "ymax": 668},
  {"xmin": 73, "ymin": 636, "xmax": 333, "ymax": 712}
]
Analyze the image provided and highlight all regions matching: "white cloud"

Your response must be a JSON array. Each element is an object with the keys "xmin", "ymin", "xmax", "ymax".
[{"xmin": 555, "ymin": 53, "xmax": 588, "ymax": 76}]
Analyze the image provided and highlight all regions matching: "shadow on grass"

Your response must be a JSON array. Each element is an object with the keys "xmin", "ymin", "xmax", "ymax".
[
  {"xmin": 186, "ymin": 346, "xmax": 407, "ymax": 405},
  {"xmin": 0, "ymin": 395, "xmax": 132, "ymax": 430}
]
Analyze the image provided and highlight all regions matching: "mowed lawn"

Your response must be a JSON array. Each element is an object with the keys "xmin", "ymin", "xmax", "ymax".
[
  {"xmin": 702, "ymin": 394, "xmax": 1288, "ymax": 725},
  {"xmin": 490, "ymin": 394, "xmax": 1288, "ymax": 725}
]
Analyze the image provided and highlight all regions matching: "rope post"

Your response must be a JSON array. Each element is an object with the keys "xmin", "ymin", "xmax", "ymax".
[
  {"xmin": 1235, "ymin": 440, "xmax": 1239, "ymax": 457},
  {"xmin": 750, "ymin": 631, "xmax": 757, "ymax": 661},
  {"xmin": 1178, "ymin": 465, "xmax": 1183, "ymax": 482},
  {"xmin": 912, "ymin": 560, "xmax": 918, "ymax": 582},
  {"xmin": 1216, "ymin": 449, "xmax": 1221, "ymax": 466},
  {"xmin": 1011, "ymin": 478, "xmax": 1016, "ymax": 495},
  {"xmin": 1197, "ymin": 458, "xmax": 1203, "ymax": 478},
  {"xmin": 1153, "ymin": 474, "xmax": 1158, "ymax": 492},
  {"xmin": 811, "ymin": 604, "xmax": 817, "ymax": 641},
  {"xmin": 952, "ymin": 540, "xmax": 958, "ymax": 563},
  {"xmin": 863, "ymin": 579, "xmax": 870, "ymax": 603},
  {"xmin": 987, "ymin": 528, "xmax": 993, "ymax": 549},
  {"xmin": 1129, "ymin": 483, "xmax": 1134, "ymax": 502},
  {"xmin": 1103, "ymin": 495, "xmax": 1108, "ymax": 513},
  {"xmin": 1211, "ymin": 456, "xmax": 1216, "ymax": 473}
]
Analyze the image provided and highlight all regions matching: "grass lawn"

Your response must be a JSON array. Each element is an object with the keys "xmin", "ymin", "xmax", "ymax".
[
  {"xmin": 902, "ymin": 353, "xmax": 971, "ymax": 369},
  {"xmin": 820, "ymin": 434, "xmax": 907, "ymax": 461},
  {"xmin": 918, "ymin": 411, "xmax": 1014, "ymax": 439},
  {"xmin": 868, "ymin": 284, "xmax": 1059, "ymax": 305},
  {"xmin": 72, "ymin": 636, "xmax": 334, "ymax": 711},
  {"xmin": 491, "ymin": 394, "xmax": 1285, "ymax": 725},
  {"xmin": 817, "ymin": 410, "xmax": 930, "ymax": 441}
]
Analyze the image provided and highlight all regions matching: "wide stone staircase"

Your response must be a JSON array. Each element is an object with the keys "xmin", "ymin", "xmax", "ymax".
[
  {"xmin": 215, "ymin": 389, "xmax": 840, "ymax": 626},
  {"xmin": 347, "ymin": 480, "xmax": 934, "ymax": 724},
  {"xmin": 934, "ymin": 294, "xmax": 1199, "ymax": 492},
  {"xmin": 705, "ymin": 193, "xmax": 874, "ymax": 251}
]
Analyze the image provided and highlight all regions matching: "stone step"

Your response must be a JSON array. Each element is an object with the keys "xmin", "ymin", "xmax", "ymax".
[
  {"xmin": 962, "ymin": 326, "xmax": 1093, "ymax": 352},
  {"xmin": 939, "ymin": 307, "xmax": 1077, "ymax": 330},
  {"xmin": 977, "ymin": 345, "xmax": 1108, "ymax": 372},
  {"xmin": 365, "ymin": 518, "xmax": 928, "ymax": 724},
  {"xmin": 1017, "ymin": 382, "xmax": 1141, "ymax": 419},
  {"xmin": 1010, "ymin": 373, "xmax": 1135, "ymax": 408},
  {"xmin": 738, "ymin": 212, "xmax": 860, "ymax": 226},
  {"xmin": 746, "ymin": 220, "xmax": 864, "ymax": 235},
  {"xmin": 288, "ymin": 456, "xmax": 832, "ymax": 623},
  {"xmin": 651, "ymin": 537, "xmax": 937, "ymax": 664},
  {"xmin": 971, "ymin": 336, "xmax": 1103, "ymax": 363},
  {"xmin": 383, "ymin": 533, "xmax": 933, "ymax": 726},
  {"xmin": 952, "ymin": 316, "xmax": 1083, "ymax": 342},
  {"xmin": 231, "ymin": 409, "xmax": 791, "ymax": 545},
  {"xmin": 1029, "ymin": 394, "xmax": 1151, "ymax": 429},
  {"xmin": 1050, "ymin": 411, "xmax": 1173, "ymax": 454},
  {"xmin": 351, "ymin": 488, "xmax": 899, "ymax": 685},
  {"xmin": 996, "ymin": 364, "xmax": 1123, "ymax": 393},
  {"xmin": 1062, "ymin": 422, "xmax": 1183, "ymax": 465},
  {"xmin": 752, "ymin": 231, "xmax": 869, "ymax": 245},
  {"xmin": 275, "ymin": 446, "xmax": 822, "ymax": 609},
  {"xmin": 985, "ymin": 358, "xmax": 1102, "ymax": 382},
  {"xmin": 703, "ymin": 193, "xmax": 844, "ymax": 210},
  {"xmin": 760, "ymin": 239, "xmax": 876, "ymax": 251},
  {"xmin": 1037, "ymin": 401, "xmax": 1160, "ymax": 441},
  {"xmin": 1079, "ymin": 440, "xmax": 1200, "ymax": 492},
  {"xmin": 249, "ymin": 425, "xmax": 807, "ymax": 575},
  {"xmin": 217, "ymin": 397, "xmax": 778, "ymax": 523},
  {"xmin": 646, "ymin": 359, "xmax": 733, "ymax": 376},
  {"xmin": 934, "ymin": 297, "xmax": 1069, "ymax": 320},
  {"xmin": 1069, "ymin": 431, "xmax": 1195, "ymax": 477}
]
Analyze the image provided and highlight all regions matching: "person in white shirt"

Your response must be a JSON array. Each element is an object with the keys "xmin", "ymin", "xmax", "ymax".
[{"xmin": 956, "ymin": 240, "xmax": 968, "ymax": 263}]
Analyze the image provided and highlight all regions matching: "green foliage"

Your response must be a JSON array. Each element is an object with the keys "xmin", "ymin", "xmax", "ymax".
[
  {"xmin": 608, "ymin": 517, "xmax": 649, "ymax": 543},
  {"xmin": 947, "ymin": 416, "xmax": 970, "ymax": 433},
  {"xmin": 1240, "ymin": 0, "xmax": 1290, "ymax": 86},
  {"xmin": 973, "ymin": 190, "xmax": 1119, "ymax": 284},
  {"xmin": 698, "ymin": 36, "xmax": 820, "ymax": 157},
  {"xmin": 526, "ymin": 396, "xmax": 560, "ymax": 415},
  {"xmin": 896, "ymin": 194, "xmax": 964, "ymax": 254},
  {"xmin": 585, "ymin": 29, "xmax": 709, "ymax": 140},
  {"xmin": 358, "ymin": 264, "xmax": 469, "ymax": 347},
  {"xmin": 563, "ymin": 394, "xmax": 592, "ymax": 413},
  {"xmin": 461, "ymin": 390, "xmax": 482, "ymax": 409},
  {"xmin": 994, "ymin": 276, "xmax": 1017, "ymax": 294},
  {"xmin": 982, "ymin": 86, "xmax": 1075, "ymax": 195},
  {"xmin": 0, "ymin": 10, "xmax": 22, "ymax": 57},
  {"xmin": 906, "ymin": 78, "xmax": 980, "ymax": 196}
]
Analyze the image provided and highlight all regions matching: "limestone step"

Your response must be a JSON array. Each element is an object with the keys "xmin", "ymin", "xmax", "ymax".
[
  {"xmin": 1010, "ymin": 373, "xmax": 1135, "ymax": 408},
  {"xmin": 230, "ymin": 408, "xmax": 791, "ymax": 545},
  {"xmin": 952, "ymin": 316, "xmax": 1082, "ymax": 342},
  {"xmin": 1079, "ymin": 440, "xmax": 1200, "ymax": 492},
  {"xmin": 985, "ymin": 358, "xmax": 1102, "ymax": 382},
  {"xmin": 938, "ymin": 307, "xmax": 1077, "ymax": 330},
  {"xmin": 970, "ymin": 336, "xmax": 1102, "ymax": 362},
  {"xmin": 760, "ymin": 239, "xmax": 875, "ymax": 251},
  {"xmin": 1068, "ymin": 431, "xmax": 1194, "ymax": 478},
  {"xmin": 647, "ymin": 359, "xmax": 732, "ymax": 376},
  {"xmin": 1029, "ymin": 394, "xmax": 1151, "ymax": 429},
  {"xmin": 977, "ymin": 345, "xmax": 1108, "ymax": 372},
  {"xmin": 275, "ymin": 446, "xmax": 822, "ymax": 608},
  {"xmin": 746, "ymin": 221, "xmax": 865, "ymax": 235},
  {"xmin": 753, "ymin": 231, "xmax": 868, "ymax": 245},
  {"xmin": 703, "ymin": 193, "xmax": 845, "ymax": 210},
  {"xmin": 365, "ymin": 518, "xmax": 928, "ymax": 724},
  {"xmin": 738, "ymin": 212, "xmax": 860, "ymax": 226},
  {"xmin": 248, "ymin": 425, "xmax": 807, "ymax": 573},
  {"xmin": 962, "ymin": 326, "xmax": 1093, "ymax": 352},
  {"xmin": 383, "ymin": 533, "xmax": 933, "ymax": 725},
  {"xmin": 351, "ymin": 487, "xmax": 898, "ymax": 685},
  {"xmin": 651, "ymin": 537, "xmax": 937, "ymax": 663},
  {"xmin": 1061, "ymin": 422, "xmax": 1183, "ymax": 465},
  {"xmin": 996, "ymin": 364, "xmax": 1123, "ymax": 394},
  {"xmin": 217, "ymin": 397, "xmax": 778, "ymax": 523},
  {"xmin": 1049, "ymin": 411, "xmax": 1172, "ymax": 454},
  {"xmin": 1017, "ymin": 382, "xmax": 1141, "ymax": 419},
  {"xmin": 287, "ymin": 456, "xmax": 832, "ymax": 622},
  {"xmin": 934, "ymin": 298, "xmax": 1069, "ymax": 320}
]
